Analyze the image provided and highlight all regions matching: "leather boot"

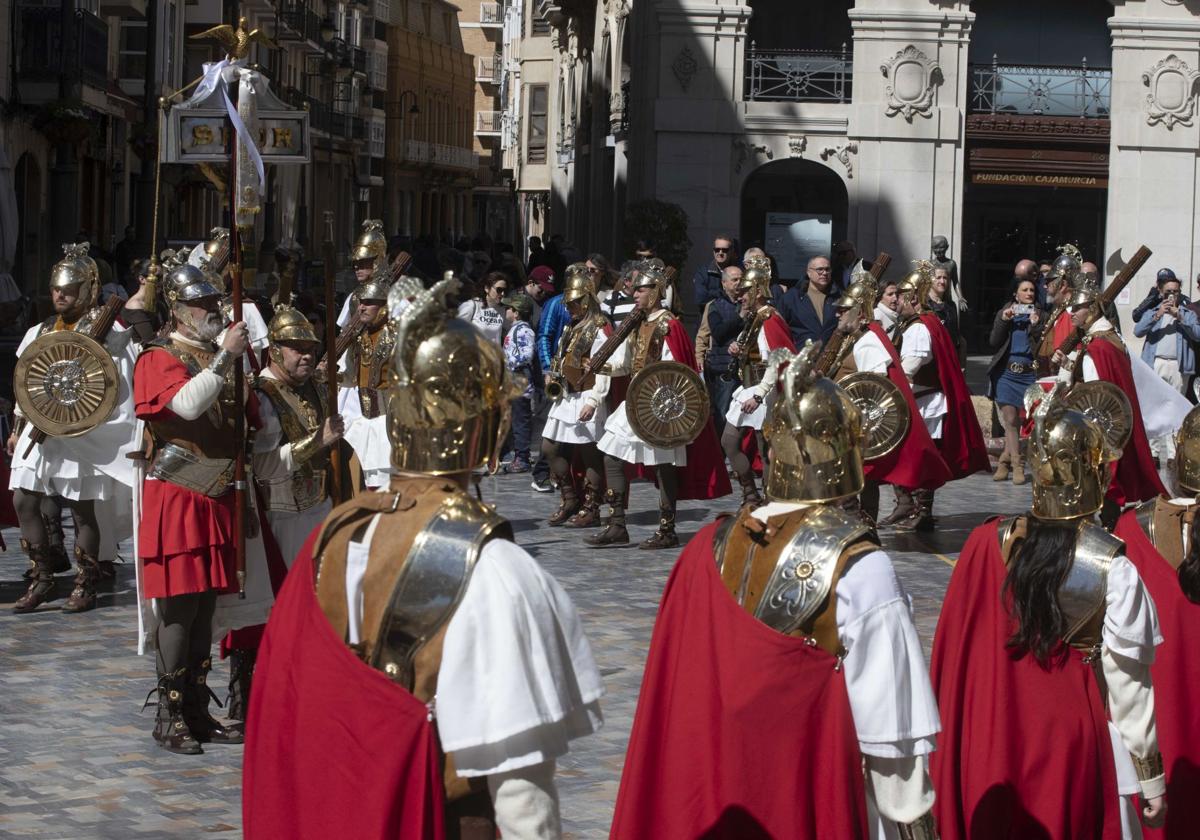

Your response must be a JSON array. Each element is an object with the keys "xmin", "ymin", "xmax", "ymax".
[
  {"xmin": 992, "ymin": 452, "xmax": 1012, "ymax": 482},
  {"xmin": 145, "ymin": 668, "xmax": 203, "ymax": 755},
  {"xmin": 227, "ymin": 649, "xmax": 257, "ymax": 722},
  {"xmin": 1011, "ymin": 454, "xmax": 1027, "ymax": 486},
  {"xmin": 896, "ymin": 489, "xmax": 935, "ymax": 532},
  {"xmin": 639, "ymin": 506, "xmax": 680, "ymax": 550},
  {"xmin": 584, "ymin": 490, "xmax": 629, "ymax": 546},
  {"xmin": 878, "ymin": 487, "xmax": 917, "ymax": 528},
  {"xmin": 13, "ymin": 541, "xmax": 58, "ymax": 613},
  {"xmin": 547, "ymin": 482, "xmax": 580, "ymax": 527},
  {"xmin": 62, "ymin": 547, "xmax": 100, "ymax": 613},
  {"xmin": 23, "ymin": 514, "xmax": 71, "ymax": 579},
  {"xmin": 737, "ymin": 472, "xmax": 763, "ymax": 509},
  {"xmin": 183, "ymin": 657, "xmax": 244, "ymax": 744},
  {"xmin": 564, "ymin": 484, "xmax": 602, "ymax": 528}
]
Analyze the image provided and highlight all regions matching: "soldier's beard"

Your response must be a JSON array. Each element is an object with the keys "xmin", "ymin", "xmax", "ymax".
[{"xmin": 176, "ymin": 307, "xmax": 225, "ymax": 343}]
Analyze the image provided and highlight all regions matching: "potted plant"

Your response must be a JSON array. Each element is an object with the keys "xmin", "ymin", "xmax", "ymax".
[{"xmin": 32, "ymin": 99, "xmax": 93, "ymax": 145}]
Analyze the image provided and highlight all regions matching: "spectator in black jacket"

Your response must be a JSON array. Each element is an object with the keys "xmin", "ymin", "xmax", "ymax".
[
  {"xmin": 703, "ymin": 266, "xmax": 746, "ymax": 435},
  {"xmin": 692, "ymin": 235, "xmax": 737, "ymax": 310},
  {"xmin": 777, "ymin": 255, "xmax": 837, "ymax": 348}
]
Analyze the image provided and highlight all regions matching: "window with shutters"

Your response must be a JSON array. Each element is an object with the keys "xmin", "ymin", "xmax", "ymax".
[
  {"xmin": 527, "ymin": 84, "xmax": 547, "ymax": 164},
  {"xmin": 370, "ymin": 50, "xmax": 387, "ymax": 90},
  {"xmin": 370, "ymin": 117, "xmax": 386, "ymax": 158}
]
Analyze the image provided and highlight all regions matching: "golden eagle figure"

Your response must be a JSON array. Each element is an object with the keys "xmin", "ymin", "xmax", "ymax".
[{"xmin": 190, "ymin": 16, "xmax": 276, "ymax": 61}]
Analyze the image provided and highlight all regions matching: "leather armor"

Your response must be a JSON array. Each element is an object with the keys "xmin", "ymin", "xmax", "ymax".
[
  {"xmin": 831, "ymin": 327, "xmax": 871, "ymax": 382},
  {"xmin": 141, "ymin": 339, "xmax": 242, "ymax": 496},
  {"xmin": 630, "ymin": 315, "xmax": 673, "ymax": 374},
  {"xmin": 344, "ymin": 320, "xmax": 396, "ymax": 418},
  {"xmin": 894, "ymin": 317, "xmax": 941, "ymax": 393},
  {"xmin": 255, "ymin": 376, "xmax": 330, "ymax": 513},
  {"xmin": 553, "ymin": 313, "xmax": 607, "ymax": 393},
  {"xmin": 714, "ymin": 505, "xmax": 878, "ymax": 655},
  {"xmin": 1134, "ymin": 497, "xmax": 1192, "ymax": 571}
]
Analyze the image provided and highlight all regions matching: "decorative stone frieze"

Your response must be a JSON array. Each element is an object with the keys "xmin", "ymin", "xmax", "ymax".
[
  {"xmin": 880, "ymin": 45, "xmax": 942, "ymax": 121},
  {"xmin": 1142, "ymin": 54, "xmax": 1200, "ymax": 129}
]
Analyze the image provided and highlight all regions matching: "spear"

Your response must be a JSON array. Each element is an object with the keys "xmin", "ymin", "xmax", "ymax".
[
  {"xmin": 227, "ymin": 71, "xmax": 248, "ymax": 599},
  {"xmin": 323, "ymin": 210, "xmax": 342, "ymax": 502}
]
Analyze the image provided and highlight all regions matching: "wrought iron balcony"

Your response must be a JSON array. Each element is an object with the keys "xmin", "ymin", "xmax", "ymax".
[
  {"xmin": 744, "ymin": 43, "xmax": 852, "ymax": 103},
  {"xmin": 18, "ymin": 8, "xmax": 111, "ymax": 88},
  {"xmin": 475, "ymin": 55, "xmax": 502, "ymax": 84},
  {"xmin": 475, "ymin": 111, "xmax": 503, "ymax": 135},
  {"xmin": 480, "ymin": 2, "xmax": 503, "ymax": 26},
  {"xmin": 969, "ymin": 58, "xmax": 1111, "ymax": 118}
]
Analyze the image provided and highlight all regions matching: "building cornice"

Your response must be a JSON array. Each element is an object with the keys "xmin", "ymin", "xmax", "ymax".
[
  {"xmin": 1110, "ymin": 16, "xmax": 1200, "ymax": 48},
  {"xmin": 656, "ymin": 4, "xmax": 752, "ymax": 36}
]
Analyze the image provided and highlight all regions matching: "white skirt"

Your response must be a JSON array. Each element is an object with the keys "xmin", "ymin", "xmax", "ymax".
[
  {"xmin": 544, "ymin": 392, "xmax": 608, "ymax": 444},
  {"xmin": 8, "ymin": 465, "xmax": 121, "ymax": 502},
  {"xmin": 266, "ymin": 499, "xmax": 333, "ymax": 570},
  {"xmin": 343, "ymin": 414, "xmax": 393, "ymax": 489},
  {"xmin": 598, "ymin": 402, "xmax": 687, "ymax": 466},
  {"xmin": 724, "ymin": 385, "xmax": 773, "ymax": 430}
]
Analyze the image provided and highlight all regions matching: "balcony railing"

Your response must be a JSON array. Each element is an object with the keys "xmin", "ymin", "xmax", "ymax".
[
  {"xmin": 405, "ymin": 139, "xmax": 431, "ymax": 163},
  {"xmin": 18, "ymin": 8, "xmax": 110, "ymax": 87},
  {"xmin": 475, "ymin": 111, "xmax": 503, "ymax": 135},
  {"xmin": 475, "ymin": 55, "xmax": 502, "ymax": 84},
  {"xmin": 480, "ymin": 2, "xmax": 502, "ymax": 26},
  {"xmin": 282, "ymin": 4, "xmax": 324, "ymax": 47},
  {"xmin": 744, "ymin": 43, "xmax": 852, "ymax": 103},
  {"xmin": 431, "ymin": 143, "xmax": 477, "ymax": 170},
  {"xmin": 969, "ymin": 59, "xmax": 1111, "ymax": 118},
  {"xmin": 352, "ymin": 46, "xmax": 368, "ymax": 75}
]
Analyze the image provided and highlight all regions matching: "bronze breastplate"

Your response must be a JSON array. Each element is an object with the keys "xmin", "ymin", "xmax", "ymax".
[
  {"xmin": 143, "ymin": 342, "xmax": 240, "ymax": 460},
  {"xmin": 631, "ymin": 316, "xmax": 670, "ymax": 374},
  {"xmin": 257, "ymin": 376, "xmax": 330, "ymax": 512}
]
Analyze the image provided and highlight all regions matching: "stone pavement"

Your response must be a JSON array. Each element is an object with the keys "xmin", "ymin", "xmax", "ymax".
[{"xmin": 0, "ymin": 470, "xmax": 1033, "ymax": 839}]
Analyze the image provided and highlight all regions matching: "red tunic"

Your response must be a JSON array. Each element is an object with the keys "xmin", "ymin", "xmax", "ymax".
[
  {"xmin": 134, "ymin": 347, "xmax": 261, "ymax": 598},
  {"xmin": 243, "ymin": 529, "xmax": 445, "ymax": 840},
  {"xmin": 610, "ymin": 520, "xmax": 868, "ymax": 839},
  {"xmin": 930, "ymin": 519, "xmax": 1121, "ymax": 840},
  {"xmin": 1084, "ymin": 336, "xmax": 1167, "ymax": 506},
  {"xmin": 864, "ymin": 323, "xmax": 952, "ymax": 490},
  {"xmin": 919, "ymin": 313, "xmax": 990, "ymax": 479},
  {"xmin": 1114, "ymin": 509, "xmax": 1200, "ymax": 840}
]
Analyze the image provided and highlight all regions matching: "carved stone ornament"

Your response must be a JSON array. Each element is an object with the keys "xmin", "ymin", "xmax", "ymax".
[
  {"xmin": 733, "ymin": 138, "xmax": 773, "ymax": 174},
  {"xmin": 788, "ymin": 135, "xmax": 807, "ymax": 157},
  {"xmin": 672, "ymin": 46, "xmax": 699, "ymax": 92},
  {"xmin": 820, "ymin": 141, "xmax": 859, "ymax": 179},
  {"xmin": 880, "ymin": 45, "xmax": 942, "ymax": 121},
  {"xmin": 1142, "ymin": 54, "xmax": 1200, "ymax": 129}
]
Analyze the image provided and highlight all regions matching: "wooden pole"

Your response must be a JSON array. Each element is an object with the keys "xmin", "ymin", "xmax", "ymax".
[
  {"xmin": 323, "ymin": 210, "xmax": 342, "ymax": 502},
  {"xmin": 228, "ymin": 73, "xmax": 248, "ymax": 599}
]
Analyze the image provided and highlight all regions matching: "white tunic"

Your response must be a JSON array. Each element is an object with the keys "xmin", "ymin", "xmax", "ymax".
[
  {"xmin": 724, "ymin": 327, "xmax": 780, "ymax": 430},
  {"xmin": 543, "ymin": 331, "xmax": 611, "ymax": 445},
  {"xmin": 252, "ymin": 368, "xmax": 334, "ymax": 566},
  {"xmin": 597, "ymin": 309, "xmax": 688, "ymax": 466},
  {"xmin": 344, "ymin": 514, "xmax": 604, "ymax": 836},
  {"xmin": 335, "ymin": 338, "xmax": 393, "ymax": 489},
  {"xmin": 9, "ymin": 321, "xmax": 141, "ymax": 500},
  {"xmin": 751, "ymin": 502, "xmax": 941, "ymax": 837},
  {"xmin": 898, "ymin": 320, "xmax": 946, "ymax": 439},
  {"xmin": 853, "ymin": 328, "xmax": 893, "ymax": 375}
]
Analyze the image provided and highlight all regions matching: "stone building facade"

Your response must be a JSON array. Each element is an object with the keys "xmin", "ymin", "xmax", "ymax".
[{"xmin": 516, "ymin": 0, "xmax": 1200, "ymax": 348}]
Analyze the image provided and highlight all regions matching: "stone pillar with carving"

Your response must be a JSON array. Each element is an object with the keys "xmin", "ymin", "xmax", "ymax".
[
  {"xmin": 1106, "ymin": 0, "xmax": 1200, "ymax": 332},
  {"xmin": 846, "ymin": 0, "xmax": 973, "ymax": 263}
]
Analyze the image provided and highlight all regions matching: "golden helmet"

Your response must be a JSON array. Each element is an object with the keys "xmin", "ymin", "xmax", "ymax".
[
  {"xmin": 354, "ymin": 267, "xmax": 391, "ymax": 304},
  {"xmin": 1068, "ymin": 280, "xmax": 1101, "ymax": 312},
  {"xmin": 386, "ymin": 277, "xmax": 521, "ymax": 474},
  {"xmin": 738, "ymin": 254, "xmax": 773, "ymax": 300},
  {"xmin": 632, "ymin": 259, "xmax": 668, "ymax": 309},
  {"xmin": 351, "ymin": 219, "xmax": 387, "ymax": 264},
  {"xmin": 836, "ymin": 270, "xmax": 878, "ymax": 323},
  {"xmin": 896, "ymin": 260, "xmax": 934, "ymax": 310},
  {"xmin": 267, "ymin": 304, "xmax": 319, "ymax": 367},
  {"xmin": 1029, "ymin": 382, "xmax": 1128, "ymax": 520},
  {"xmin": 562, "ymin": 267, "xmax": 598, "ymax": 307},
  {"xmin": 762, "ymin": 342, "xmax": 865, "ymax": 503},
  {"xmin": 202, "ymin": 227, "xmax": 230, "ymax": 262},
  {"xmin": 49, "ymin": 243, "xmax": 100, "ymax": 319},
  {"xmin": 1175, "ymin": 404, "xmax": 1200, "ymax": 494}
]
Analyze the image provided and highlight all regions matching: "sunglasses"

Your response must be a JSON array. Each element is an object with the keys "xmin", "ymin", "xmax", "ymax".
[{"xmin": 713, "ymin": 247, "xmax": 730, "ymax": 253}]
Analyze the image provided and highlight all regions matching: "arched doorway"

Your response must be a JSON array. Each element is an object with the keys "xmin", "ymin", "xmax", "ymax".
[
  {"xmin": 14, "ymin": 152, "xmax": 42, "ymax": 299},
  {"xmin": 740, "ymin": 158, "xmax": 848, "ymax": 284}
]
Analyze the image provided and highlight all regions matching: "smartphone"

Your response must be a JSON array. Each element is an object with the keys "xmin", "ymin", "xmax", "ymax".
[{"xmin": 1011, "ymin": 303, "xmax": 1035, "ymax": 316}]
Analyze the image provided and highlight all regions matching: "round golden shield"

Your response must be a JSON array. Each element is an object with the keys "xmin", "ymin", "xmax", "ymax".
[
  {"xmin": 838, "ymin": 372, "xmax": 910, "ymax": 460},
  {"xmin": 626, "ymin": 361, "xmax": 710, "ymax": 449},
  {"xmin": 15, "ymin": 330, "xmax": 119, "ymax": 438},
  {"xmin": 1061, "ymin": 380, "xmax": 1132, "ymax": 455}
]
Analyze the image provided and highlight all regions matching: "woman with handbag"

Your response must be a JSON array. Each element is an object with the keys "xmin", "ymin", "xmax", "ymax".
[{"xmin": 987, "ymin": 277, "xmax": 1044, "ymax": 483}]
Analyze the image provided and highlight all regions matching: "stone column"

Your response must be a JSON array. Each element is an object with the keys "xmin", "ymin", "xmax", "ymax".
[
  {"xmin": 847, "ymin": 0, "xmax": 973, "ymax": 265},
  {"xmin": 1107, "ymin": 0, "xmax": 1200, "ymax": 333}
]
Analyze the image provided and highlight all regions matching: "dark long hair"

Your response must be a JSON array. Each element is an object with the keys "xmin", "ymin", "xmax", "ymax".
[
  {"xmin": 1180, "ymin": 516, "xmax": 1200, "ymax": 604},
  {"xmin": 1002, "ymin": 518, "xmax": 1078, "ymax": 667}
]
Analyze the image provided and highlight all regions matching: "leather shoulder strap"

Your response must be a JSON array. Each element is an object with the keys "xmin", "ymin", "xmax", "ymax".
[{"xmin": 806, "ymin": 539, "xmax": 877, "ymax": 657}]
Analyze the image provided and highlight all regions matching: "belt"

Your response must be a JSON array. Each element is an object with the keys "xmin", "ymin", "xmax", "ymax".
[
  {"xmin": 1007, "ymin": 361, "xmax": 1036, "ymax": 374},
  {"xmin": 149, "ymin": 442, "xmax": 235, "ymax": 497}
]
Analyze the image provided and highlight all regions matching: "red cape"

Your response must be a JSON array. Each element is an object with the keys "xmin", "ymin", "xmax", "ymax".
[
  {"xmin": 243, "ymin": 528, "xmax": 445, "ymax": 840},
  {"xmin": 864, "ymin": 323, "xmax": 952, "ymax": 490},
  {"xmin": 1053, "ymin": 309, "xmax": 1073, "ymax": 348},
  {"xmin": 610, "ymin": 520, "xmax": 868, "ymax": 839},
  {"xmin": 627, "ymin": 319, "xmax": 731, "ymax": 500},
  {"xmin": 760, "ymin": 308, "xmax": 795, "ymax": 355},
  {"xmin": 1085, "ymin": 337, "xmax": 1166, "ymax": 505},
  {"xmin": 1114, "ymin": 509, "xmax": 1200, "ymax": 840},
  {"xmin": 919, "ymin": 314, "xmax": 990, "ymax": 479},
  {"xmin": 930, "ymin": 519, "xmax": 1121, "ymax": 840}
]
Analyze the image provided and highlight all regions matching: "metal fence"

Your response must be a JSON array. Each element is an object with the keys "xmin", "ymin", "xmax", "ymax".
[
  {"xmin": 969, "ymin": 59, "xmax": 1111, "ymax": 118},
  {"xmin": 744, "ymin": 43, "xmax": 853, "ymax": 103}
]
